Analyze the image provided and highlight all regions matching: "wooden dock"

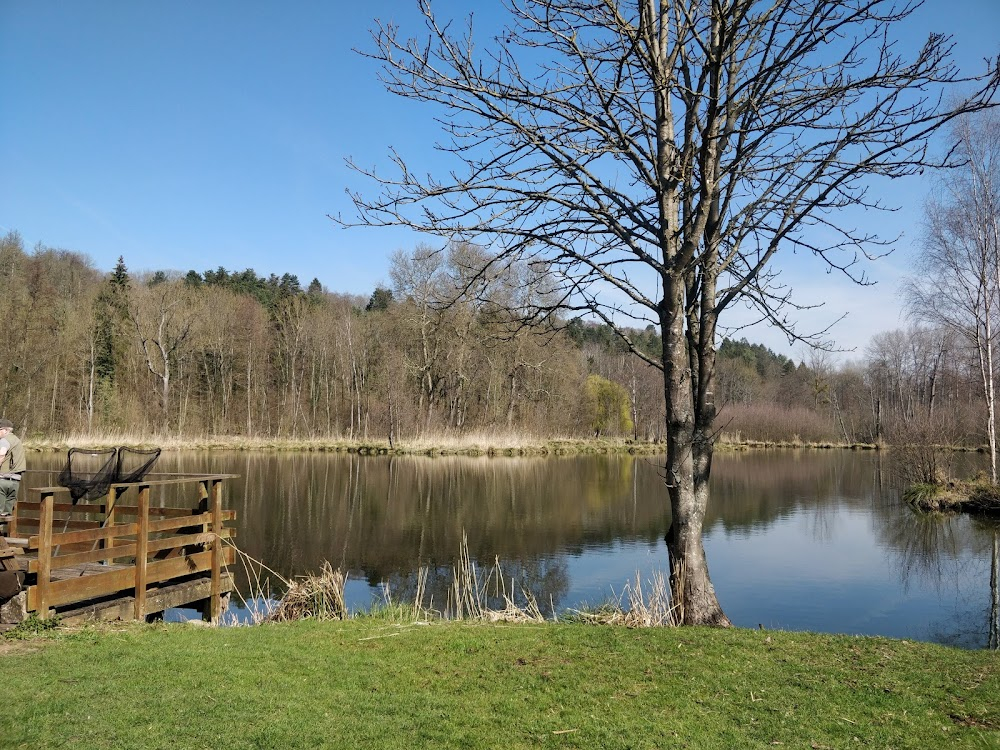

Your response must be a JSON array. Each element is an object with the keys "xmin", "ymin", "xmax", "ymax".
[{"xmin": 0, "ymin": 473, "xmax": 238, "ymax": 627}]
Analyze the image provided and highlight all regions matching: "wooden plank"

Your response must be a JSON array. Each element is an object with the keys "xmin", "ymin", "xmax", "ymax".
[
  {"xmin": 148, "ymin": 529, "xmax": 232, "ymax": 552},
  {"xmin": 26, "ymin": 528, "xmax": 235, "ymax": 573},
  {"xmin": 15, "ymin": 502, "xmax": 104, "ymax": 515},
  {"xmin": 0, "ymin": 538, "xmax": 20, "ymax": 573},
  {"xmin": 26, "ymin": 488, "xmax": 72, "ymax": 500},
  {"xmin": 15, "ymin": 519, "xmax": 102, "ymax": 531},
  {"xmin": 117, "ymin": 472, "xmax": 239, "ymax": 479},
  {"xmin": 27, "ymin": 546, "xmax": 235, "ymax": 610},
  {"xmin": 15, "ymin": 500, "xmax": 227, "ymax": 521},
  {"xmin": 51, "ymin": 561, "xmax": 130, "ymax": 578},
  {"xmin": 150, "ymin": 528, "xmax": 235, "ymax": 561},
  {"xmin": 36, "ymin": 492, "xmax": 54, "ymax": 618},
  {"xmin": 96, "ymin": 505, "xmax": 188, "ymax": 517},
  {"xmin": 29, "ymin": 549, "xmax": 213, "ymax": 610},
  {"xmin": 27, "ymin": 522, "xmax": 139, "ymax": 549},
  {"xmin": 19, "ymin": 472, "xmax": 238, "ymax": 617},
  {"xmin": 82, "ymin": 504, "xmax": 237, "ymax": 520},
  {"xmin": 32, "ymin": 475, "xmax": 239, "ymax": 493},
  {"xmin": 31, "ymin": 542, "xmax": 139, "ymax": 572},
  {"xmin": 57, "ymin": 572, "xmax": 235, "ymax": 626},
  {"xmin": 52, "ymin": 542, "xmax": 104, "ymax": 560},
  {"xmin": 19, "ymin": 501, "xmax": 230, "ymax": 526},
  {"xmin": 148, "ymin": 512, "xmax": 214, "ymax": 533},
  {"xmin": 135, "ymin": 485, "xmax": 149, "ymax": 620},
  {"xmin": 28, "ymin": 566, "xmax": 132, "ymax": 610}
]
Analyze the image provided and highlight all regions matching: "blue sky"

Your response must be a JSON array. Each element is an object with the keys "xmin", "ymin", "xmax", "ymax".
[{"xmin": 2, "ymin": 0, "xmax": 998, "ymax": 359}]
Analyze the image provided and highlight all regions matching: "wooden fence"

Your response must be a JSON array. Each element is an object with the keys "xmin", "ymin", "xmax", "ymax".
[{"xmin": 4, "ymin": 474, "xmax": 238, "ymax": 624}]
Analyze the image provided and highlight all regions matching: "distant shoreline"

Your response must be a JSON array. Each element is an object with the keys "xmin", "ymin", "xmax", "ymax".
[{"xmin": 18, "ymin": 433, "xmax": 911, "ymax": 457}]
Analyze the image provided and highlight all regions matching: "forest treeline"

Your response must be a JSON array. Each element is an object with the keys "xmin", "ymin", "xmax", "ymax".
[{"xmin": 0, "ymin": 230, "xmax": 988, "ymax": 447}]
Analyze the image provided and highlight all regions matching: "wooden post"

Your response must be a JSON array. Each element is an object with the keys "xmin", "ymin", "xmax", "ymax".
[
  {"xmin": 134, "ymin": 484, "xmax": 149, "ymax": 621},
  {"xmin": 209, "ymin": 478, "xmax": 223, "ymax": 624},
  {"xmin": 36, "ymin": 491, "xmax": 54, "ymax": 618},
  {"xmin": 104, "ymin": 485, "xmax": 122, "ymax": 562}
]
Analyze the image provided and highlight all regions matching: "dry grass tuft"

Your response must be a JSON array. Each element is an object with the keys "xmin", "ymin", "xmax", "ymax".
[
  {"xmin": 264, "ymin": 562, "xmax": 346, "ymax": 623},
  {"xmin": 571, "ymin": 571, "xmax": 680, "ymax": 627}
]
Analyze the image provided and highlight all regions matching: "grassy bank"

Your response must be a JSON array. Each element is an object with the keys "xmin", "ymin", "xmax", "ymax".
[
  {"xmin": 23, "ymin": 430, "xmax": 664, "ymax": 456},
  {"xmin": 2, "ymin": 620, "xmax": 998, "ymax": 749},
  {"xmin": 22, "ymin": 430, "xmax": 886, "ymax": 457},
  {"xmin": 904, "ymin": 479, "xmax": 1000, "ymax": 514}
]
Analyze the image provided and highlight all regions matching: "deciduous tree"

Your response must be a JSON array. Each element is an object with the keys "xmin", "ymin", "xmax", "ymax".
[
  {"xmin": 345, "ymin": 0, "xmax": 998, "ymax": 623},
  {"xmin": 906, "ymin": 112, "xmax": 1000, "ymax": 481}
]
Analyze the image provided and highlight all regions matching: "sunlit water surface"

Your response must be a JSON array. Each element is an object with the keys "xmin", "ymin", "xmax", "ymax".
[{"xmin": 28, "ymin": 449, "xmax": 998, "ymax": 647}]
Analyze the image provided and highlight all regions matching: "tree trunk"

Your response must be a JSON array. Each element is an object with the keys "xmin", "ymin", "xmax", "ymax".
[
  {"xmin": 990, "ymin": 531, "xmax": 999, "ymax": 650},
  {"xmin": 978, "ymin": 323, "xmax": 998, "ymax": 483},
  {"xmin": 661, "ymin": 277, "xmax": 729, "ymax": 627},
  {"xmin": 87, "ymin": 339, "xmax": 95, "ymax": 432}
]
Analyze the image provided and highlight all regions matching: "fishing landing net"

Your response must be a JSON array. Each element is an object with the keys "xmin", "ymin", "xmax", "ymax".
[
  {"xmin": 116, "ymin": 447, "xmax": 161, "ymax": 485},
  {"xmin": 57, "ymin": 446, "xmax": 162, "ymax": 503}
]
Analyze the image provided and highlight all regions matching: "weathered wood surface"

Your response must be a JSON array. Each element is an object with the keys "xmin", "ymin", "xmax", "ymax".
[
  {"xmin": 26, "ymin": 544, "xmax": 237, "ymax": 611},
  {"xmin": 56, "ymin": 572, "xmax": 236, "ymax": 627}
]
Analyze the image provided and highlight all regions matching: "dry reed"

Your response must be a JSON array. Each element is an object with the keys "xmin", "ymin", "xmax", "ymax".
[
  {"xmin": 264, "ymin": 562, "xmax": 347, "ymax": 623},
  {"xmin": 219, "ymin": 539, "xmax": 285, "ymax": 624},
  {"xmin": 223, "ymin": 536, "xmax": 675, "ymax": 628},
  {"xmin": 442, "ymin": 535, "xmax": 545, "ymax": 623},
  {"xmin": 571, "ymin": 571, "xmax": 680, "ymax": 627}
]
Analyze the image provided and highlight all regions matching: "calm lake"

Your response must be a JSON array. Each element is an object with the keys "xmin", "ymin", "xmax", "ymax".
[{"xmin": 27, "ymin": 449, "xmax": 1000, "ymax": 648}]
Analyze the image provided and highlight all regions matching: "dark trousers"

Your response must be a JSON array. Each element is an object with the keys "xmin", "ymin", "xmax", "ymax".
[{"xmin": 0, "ymin": 478, "xmax": 19, "ymax": 515}]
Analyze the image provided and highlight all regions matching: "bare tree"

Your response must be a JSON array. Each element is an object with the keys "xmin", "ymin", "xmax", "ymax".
[
  {"xmin": 906, "ymin": 111, "xmax": 1000, "ymax": 481},
  {"xmin": 128, "ymin": 279, "xmax": 202, "ymax": 430},
  {"xmin": 343, "ymin": 0, "xmax": 997, "ymax": 624},
  {"xmin": 390, "ymin": 244, "xmax": 449, "ymax": 429}
]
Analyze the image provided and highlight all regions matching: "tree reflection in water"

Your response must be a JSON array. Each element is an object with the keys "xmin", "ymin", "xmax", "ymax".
[
  {"xmin": 990, "ymin": 532, "xmax": 999, "ymax": 650},
  {"xmin": 871, "ymin": 453, "xmax": 1000, "ymax": 648},
  {"xmin": 181, "ymin": 451, "xmax": 650, "ymax": 611},
  {"xmin": 20, "ymin": 449, "xmax": 1000, "ymax": 644},
  {"xmin": 876, "ymin": 504, "xmax": 960, "ymax": 590}
]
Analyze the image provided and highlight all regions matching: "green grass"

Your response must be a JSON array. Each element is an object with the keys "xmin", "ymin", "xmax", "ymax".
[
  {"xmin": 2, "ymin": 621, "xmax": 999, "ymax": 749},
  {"xmin": 903, "ymin": 482, "xmax": 953, "ymax": 507},
  {"xmin": 904, "ymin": 479, "xmax": 1000, "ymax": 513}
]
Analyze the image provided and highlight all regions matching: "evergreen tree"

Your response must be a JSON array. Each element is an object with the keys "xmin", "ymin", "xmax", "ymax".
[
  {"xmin": 90, "ymin": 256, "xmax": 131, "ymax": 427},
  {"xmin": 366, "ymin": 286, "xmax": 394, "ymax": 312}
]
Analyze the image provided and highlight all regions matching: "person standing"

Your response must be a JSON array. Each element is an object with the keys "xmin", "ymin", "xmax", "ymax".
[{"xmin": 0, "ymin": 419, "xmax": 25, "ymax": 518}]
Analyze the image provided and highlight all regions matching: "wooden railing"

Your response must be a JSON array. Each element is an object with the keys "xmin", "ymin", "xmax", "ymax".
[{"xmin": 8, "ymin": 474, "xmax": 238, "ymax": 623}]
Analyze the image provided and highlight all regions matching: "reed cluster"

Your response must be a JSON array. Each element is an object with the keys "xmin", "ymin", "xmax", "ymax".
[
  {"xmin": 568, "ymin": 571, "xmax": 680, "ymax": 627},
  {"xmin": 227, "ymin": 537, "xmax": 676, "ymax": 628},
  {"xmin": 263, "ymin": 562, "xmax": 347, "ymax": 623}
]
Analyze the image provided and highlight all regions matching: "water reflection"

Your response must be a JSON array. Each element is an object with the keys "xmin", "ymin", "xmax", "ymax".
[
  {"xmin": 22, "ymin": 449, "xmax": 1000, "ymax": 646},
  {"xmin": 990, "ymin": 532, "xmax": 1000, "ymax": 650}
]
